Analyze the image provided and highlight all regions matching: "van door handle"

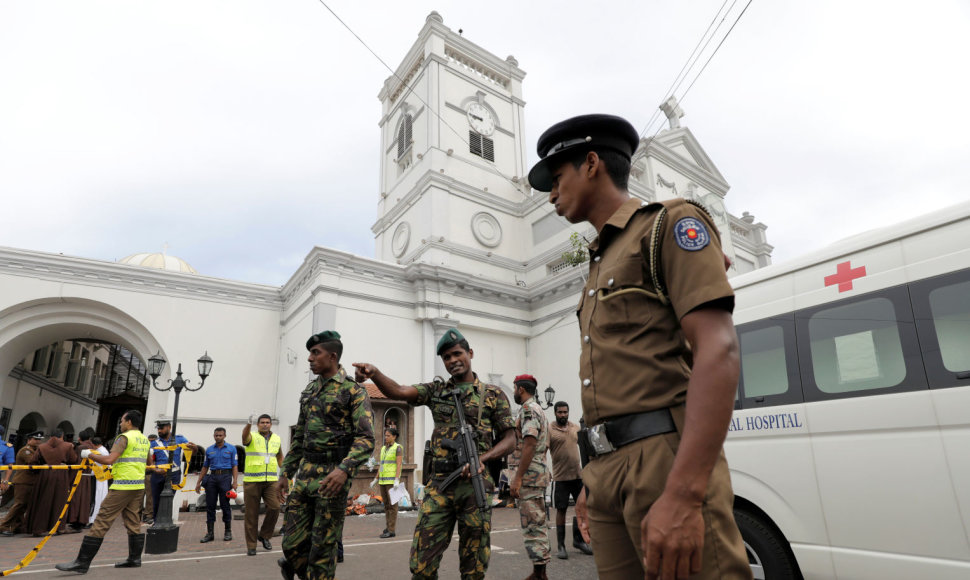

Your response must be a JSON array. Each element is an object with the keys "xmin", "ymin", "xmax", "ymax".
[{"xmin": 956, "ymin": 371, "xmax": 970, "ymax": 379}]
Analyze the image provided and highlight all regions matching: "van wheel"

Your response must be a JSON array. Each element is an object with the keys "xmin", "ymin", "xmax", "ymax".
[{"xmin": 734, "ymin": 509, "xmax": 800, "ymax": 580}]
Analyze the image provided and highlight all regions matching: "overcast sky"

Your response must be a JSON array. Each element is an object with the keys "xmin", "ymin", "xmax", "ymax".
[{"xmin": 2, "ymin": 0, "xmax": 967, "ymax": 286}]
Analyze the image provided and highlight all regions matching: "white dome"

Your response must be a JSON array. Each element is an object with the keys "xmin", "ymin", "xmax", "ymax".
[{"xmin": 119, "ymin": 252, "xmax": 198, "ymax": 274}]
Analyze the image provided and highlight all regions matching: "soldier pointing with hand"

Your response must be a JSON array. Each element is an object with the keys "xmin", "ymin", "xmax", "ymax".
[{"xmin": 353, "ymin": 327, "xmax": 515, "ymax": 580}]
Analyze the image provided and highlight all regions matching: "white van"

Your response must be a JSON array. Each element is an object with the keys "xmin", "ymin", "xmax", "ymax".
[{"xmin": 726, "ymin": 201, "xmax": 970, "ymax": 579}]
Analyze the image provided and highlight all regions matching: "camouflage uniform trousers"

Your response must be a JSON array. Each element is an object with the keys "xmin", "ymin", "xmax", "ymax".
[
  {"xmin": 518, "ymin": 486, "xmax": 550, "ymax": 565},
  {"xmin": 410, "ymin": 478, "xmax": 491, "ymax": 579},
  {"xmin": 282, "ymin": 462, "xmax": 349, "ymax": 580}
]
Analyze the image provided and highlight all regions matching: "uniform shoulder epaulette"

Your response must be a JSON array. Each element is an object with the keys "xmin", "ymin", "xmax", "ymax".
[
  {"xmin": 643, "ymin": 197, "xmax": 720, "ymax": 307},
  {"xmin": 650, "ymin": 197, "xmax": 716, "ymax": 220}
]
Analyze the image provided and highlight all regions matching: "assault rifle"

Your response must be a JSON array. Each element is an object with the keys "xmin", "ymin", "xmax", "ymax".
[{"xmin": 437, "ymin": 379, "xmax": 490, "ymax": 512}]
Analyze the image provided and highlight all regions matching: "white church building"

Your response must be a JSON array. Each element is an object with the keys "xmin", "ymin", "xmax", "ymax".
[{"xmin": 0, "ymin": 12, "xmax": 771, "ymax": 495}]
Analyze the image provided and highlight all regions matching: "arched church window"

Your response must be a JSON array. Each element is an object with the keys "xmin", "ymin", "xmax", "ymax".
[{"xmin": 397, "ymin": 114, "xmax": 413, "ymax": 159}]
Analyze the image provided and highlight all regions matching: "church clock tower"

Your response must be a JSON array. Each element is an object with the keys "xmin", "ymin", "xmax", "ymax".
[{"xmin": 374, "ymin": 12, "xmax": 533, "ymax": 280}]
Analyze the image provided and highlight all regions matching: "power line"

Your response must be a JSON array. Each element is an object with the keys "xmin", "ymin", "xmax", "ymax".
[
  {"xmin": 313, "ymin": 0, "xmax": 531, "ymax": 197},
  {"xmin": 679, "ymin": 0, "xmax": 755, "ymax": 104},
  {"xmin": 640, "ymin": 0, "xmax": 734, "ymax": 138},
  {"xmin": 641, "ymin": 0, "xmax": 755, "ymax": 140}
]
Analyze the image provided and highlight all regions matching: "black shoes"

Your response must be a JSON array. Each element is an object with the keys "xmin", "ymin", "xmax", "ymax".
[
  {"xmin": 223, "ymin": 524, "xmax": 232, "ymax": 541},
  {"xmin": 201, "ymin": 522, "xmax": 215, "ymax": 543},
  {"xmin": 260, "ymin": 536, "xmax": 272, "ymax": 550},
  {"xmin": 0, "ymin": 531, "xmax": 14, "ymax": 537},
  {"xmin": 247, "ymin": 548, "xmax": 257, "ymax": 556},
  {"xmin": 379, "ymin": 530, "xmax": 396, "ymax": 538}
]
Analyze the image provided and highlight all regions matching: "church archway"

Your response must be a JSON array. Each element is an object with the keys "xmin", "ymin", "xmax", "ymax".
[
  {"xmin": 56, "ymin": 420, "xmax": 75, "ymax": 438},
  {"xmin": 0, "ymin": 297, "xmax": 169, "ymax": 441},
  {"xmin": 17, "ymin": 411, "xmax": 47, "ymax": 436}
]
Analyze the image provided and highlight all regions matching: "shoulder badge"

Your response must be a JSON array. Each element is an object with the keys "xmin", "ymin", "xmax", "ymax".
[{"xmin": 673, "ymin": 217, "xmax": 711, "ymax": 251}]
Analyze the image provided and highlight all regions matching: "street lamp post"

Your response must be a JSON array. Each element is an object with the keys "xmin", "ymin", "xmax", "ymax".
[
  {"xmin": 144, "ymin": 351, "xmax": 213, "ymax": 555},
  {"xmin": 542, "ymin": 385, "xmax": 556, "ymax": 409}
]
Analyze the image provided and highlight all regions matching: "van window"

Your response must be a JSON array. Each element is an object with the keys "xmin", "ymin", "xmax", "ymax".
[
  {"xmin": 740, "ymin": 325, "xmax": 789, "ymax": 398},
  {"xmin": 928, "ymin": 280, "xmax": 970, "ymax": 373},
  {"xmin": 807, "ymin": 296, "xmax": 906, "ymax": 393}
]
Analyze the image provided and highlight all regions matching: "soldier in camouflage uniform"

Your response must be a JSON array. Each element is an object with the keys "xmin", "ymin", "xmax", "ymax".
[
  {"xmin": 353, "ymin": 327, "xmax": 516, "ymax": 580},
  {"xmin": 510, "ymin": 374, "xmax": 551, "ymax": 580},
  {"xmin": 276, "ymin": 330, "xmax": 375, "ymax": 580}
]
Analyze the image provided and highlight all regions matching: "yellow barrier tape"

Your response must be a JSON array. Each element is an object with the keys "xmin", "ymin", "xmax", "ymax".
[
  {"xmin": 150, "ymin": 443, "xmax": 194, "ymax": 490},
  {"xmin": 0, "ymin": 457, "xmax": 91, "ymax": 577},
  {"xmin": 0, "ymin": 465, "xmax": 87, "ymax": 470}
]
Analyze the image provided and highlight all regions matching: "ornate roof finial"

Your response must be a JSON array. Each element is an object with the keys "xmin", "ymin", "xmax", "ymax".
[{"xmin": 427, "ymin": 11, "xmax": 443, "ymax": 24}]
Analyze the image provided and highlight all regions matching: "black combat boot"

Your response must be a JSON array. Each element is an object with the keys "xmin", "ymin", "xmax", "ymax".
[
  {"xmin": 200, "ymin": 522, "xmax": 214, "ymax": 543},
  {"xmin": 573, "ymin": 516, "xmax": 593, "ymax": 555},
  {"xmin": 524, "ymin": 563, "xmax": 548, "ymax": 580},
  {"xmin": 556, "ymin": 525, "xmax": 568, "ymax": 559},
  {"xmin": 115, "ymin": 533, "xmax": 145, "ymax": 567},
  {"xmin": 55, "ymin": 535, "xmax": 104, "ymax": 574},
  {"xmin": 224, "ymin": 522, "xmax": 233, "ymax": 541},
  {"xmin": 278, "ymin": 557, "xmax": 295, "ymax": 580}
]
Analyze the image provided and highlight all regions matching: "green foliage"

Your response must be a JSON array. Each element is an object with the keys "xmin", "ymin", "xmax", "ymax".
[{"xmin": 561, "ymin": 232, "xmax": 589, "ymax": 267}]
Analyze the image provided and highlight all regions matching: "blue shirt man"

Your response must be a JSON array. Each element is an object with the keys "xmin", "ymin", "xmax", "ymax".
[
  {"xmin": 194, "ymin": 427, "xmax": 238, "ymax": 542},
  {"xmin": 203, "ymin": 441, "xmax": 238, "ymax": 470},
  {"xmin": 148, "ymin": 420, "xmax": 193, "ymax": 522},
  {"xmin": 0, "ymin": 426, "xmax": 15, "ymax": 497},
  {"xmin": 1, "ymin": 431, "xmax": 14, "ymax": 465}
]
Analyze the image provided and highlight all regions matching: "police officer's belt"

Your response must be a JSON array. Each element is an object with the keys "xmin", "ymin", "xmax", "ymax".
[
  {"xmin": 209, "ymin": 469, "xmax": 232, "ymax": 475},
  {"xmin": 302, "ymin": 448, "xmax": 349, "ymax": 464},
  {"xmin": 579, "ymin": 408, "xmax": 675, "ymax": 458}
]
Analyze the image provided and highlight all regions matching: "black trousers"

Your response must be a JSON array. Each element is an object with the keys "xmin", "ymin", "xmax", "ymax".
[
  {"xmin": 204, "ymin": 473, "xmax": 233, "ymax": 524},
  {"xmin": 150, "ymin": 470, "xmax": 181, "ymax": 520}
]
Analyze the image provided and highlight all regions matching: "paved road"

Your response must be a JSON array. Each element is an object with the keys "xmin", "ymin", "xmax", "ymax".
[{"xmin": 1, "ymin": 504, "xmax": 598, "ymax": 578}]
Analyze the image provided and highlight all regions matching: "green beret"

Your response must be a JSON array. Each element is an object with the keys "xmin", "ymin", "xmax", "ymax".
[
  {"xmin": 436, "ymin": 327, "xmax": 465, "ymax": 355},
  {"xmin": 306, "ymin": 330, "xmax": 342, "ymax": 351}
]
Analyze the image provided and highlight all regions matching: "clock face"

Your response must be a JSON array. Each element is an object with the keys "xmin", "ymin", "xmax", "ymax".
[{"xmin": 466, "ymin": 102, "xmax": 495, "ymax": 136}]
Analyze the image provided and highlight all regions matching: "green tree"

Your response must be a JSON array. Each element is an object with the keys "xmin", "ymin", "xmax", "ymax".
[{"xmin": 561, "ymin": 232, "xmax": 589, "ymax": 267}]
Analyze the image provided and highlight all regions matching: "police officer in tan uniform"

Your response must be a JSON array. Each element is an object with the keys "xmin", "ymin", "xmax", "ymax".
[{"xmin": 528, "ymin": 114, "xmax": 751, "ymax": 580}]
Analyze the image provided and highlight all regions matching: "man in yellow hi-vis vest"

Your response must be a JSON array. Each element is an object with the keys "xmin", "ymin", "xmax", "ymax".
[
  {"xmin": 242, "ymin": 413, "xmax": 283, "ymax": 556},
  {"xmin": 372, "ymin": 426, "xmax": 403, "ymax": 538},
  {"xmin": 56, "ymin": 409, "xmax": 153, "ymax": 574}
]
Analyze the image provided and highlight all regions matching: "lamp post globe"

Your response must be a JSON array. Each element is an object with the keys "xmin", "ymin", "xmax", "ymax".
[{"xmin": 544, "ymin": 385, "xmax": 556, "ymax": 409}]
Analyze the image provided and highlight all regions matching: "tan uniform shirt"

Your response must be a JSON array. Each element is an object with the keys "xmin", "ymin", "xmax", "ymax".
[
  {"xmin": 548, "ymin": 420, "xmax": 582, "ymax": 482},
  {"xmin": 11, "ymin": 446, "xmax": 40, "ymax": 485},
  {"xmin": 577, "ymin": 198, "xmax": 734, "ymax": 426},
  {"xmin": 511, "ymin": 397, "xmax": 549, "ymax": 488}
]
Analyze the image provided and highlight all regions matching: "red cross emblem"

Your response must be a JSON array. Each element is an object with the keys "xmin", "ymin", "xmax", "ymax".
[{"xmin": 824, "ymin": 261, "xmax": 867, "ymax": 293}]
